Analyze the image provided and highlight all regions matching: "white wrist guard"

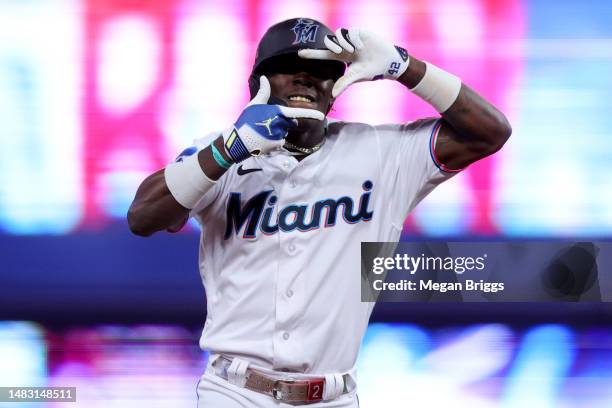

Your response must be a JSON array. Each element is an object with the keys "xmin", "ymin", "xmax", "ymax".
[
  {"xmin": 410, "ymin": 62, "xmax": 462, "ymax": 113},
  {"xmin": 164, "ymin": 151, "xmax": 215, "ymax": 209}
]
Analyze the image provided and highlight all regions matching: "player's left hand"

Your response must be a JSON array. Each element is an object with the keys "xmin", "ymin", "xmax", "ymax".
[
  {"xmin": 224, "ymin": 76, "xmax": 325, "ymax": 163},
  {"xmin": 298, "ymin": 28, "xmax": 410, "ymax": 98}
]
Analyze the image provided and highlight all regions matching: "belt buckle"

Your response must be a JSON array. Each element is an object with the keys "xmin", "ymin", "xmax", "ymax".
[
  {"xmin": 306, "ymin": 378, "xmax": 324, "ymax": 402},
  {"xmin": 272, "ymin": 379, "xmax": 293, "ymax": 401}
]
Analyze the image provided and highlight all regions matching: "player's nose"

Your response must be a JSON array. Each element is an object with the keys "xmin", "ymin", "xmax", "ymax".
[{"xmin": 292, "ymin": 72, "xmax": 315, "ymax": 87}]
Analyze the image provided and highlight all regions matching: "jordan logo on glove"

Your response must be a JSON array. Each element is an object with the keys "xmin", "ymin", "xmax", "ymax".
[{"xmin": 254, "ymin": 116, "xmax": 279, "ymax": 136}]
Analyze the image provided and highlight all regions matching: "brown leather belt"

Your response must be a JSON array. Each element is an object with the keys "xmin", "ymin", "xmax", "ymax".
[{"xmin": 210, "ymin": 356, "xmax": 351, "ymax": 405}]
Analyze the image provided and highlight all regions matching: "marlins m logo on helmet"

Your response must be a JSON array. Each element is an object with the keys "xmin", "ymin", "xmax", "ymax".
[{"xmin": 291, "ymin": 18, "xmax": 319, "ymax": 44}]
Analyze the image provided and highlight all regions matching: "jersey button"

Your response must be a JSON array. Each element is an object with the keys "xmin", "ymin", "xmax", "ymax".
[
  {"xmin": 289, "ymin": 180, "xmax": 297, "ymax": 188},
  {"xmin": 283, "ymin": 332, "xmax": 290, "ymax": 340},
  {"xmin": 288, "ymin": 243, "xmax": 296, "ymax": 253},
  {"xmin": 282, "ymin": 160, "xmax": 290, "ymax": 169},
  {"xmin": 286, "ymin": 289, "xmax": 294, "ymax": 298}
]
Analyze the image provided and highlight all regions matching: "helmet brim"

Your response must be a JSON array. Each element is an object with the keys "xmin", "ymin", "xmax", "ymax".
[{"xmin": 253, "ymin": 52, "xmax": 345, "ymax": 82}]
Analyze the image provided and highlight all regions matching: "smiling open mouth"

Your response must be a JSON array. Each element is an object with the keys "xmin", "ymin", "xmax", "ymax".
[{"xmin": 288, "ymin": 95, "xmax": 315, "ymax": 103}]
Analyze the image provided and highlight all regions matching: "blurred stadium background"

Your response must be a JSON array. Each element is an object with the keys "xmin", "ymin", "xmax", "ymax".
[{"xmin": 0, "ymin": 0, "xmax": 611, "ymax": 406}]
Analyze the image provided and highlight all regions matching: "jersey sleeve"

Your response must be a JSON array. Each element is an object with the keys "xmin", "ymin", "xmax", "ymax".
[{"xmin": 374, "ymin": 118, "xmax": 462, "ymax": 226}]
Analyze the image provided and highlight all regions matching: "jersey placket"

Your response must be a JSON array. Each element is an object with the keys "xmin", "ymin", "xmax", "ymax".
[{"xmin": 271, "ymin": 154, "xmax": 306, "ymax": 370}]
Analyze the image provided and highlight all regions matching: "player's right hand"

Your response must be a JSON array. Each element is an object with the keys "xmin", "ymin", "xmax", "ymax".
[{"xmin": 223, "ymin": 76, "xmax": 325, "ymax": 163}]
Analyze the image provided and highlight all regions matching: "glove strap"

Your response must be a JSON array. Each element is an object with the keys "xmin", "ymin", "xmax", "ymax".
[
  {"xmin": 224, "ymin": 128, "xmax": 251, "ymax": 163},
  {"xmin": 381, "ymin": 45, "xmax": 410, "ymax": 80}
]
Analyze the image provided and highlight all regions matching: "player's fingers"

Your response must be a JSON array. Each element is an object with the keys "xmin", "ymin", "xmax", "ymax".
[
  {"xmin": 247, "ymin": 75, "xmax": 271, "ymax": 106},
  {"xmin": 274, "ymin": 115, "xmax": 298, "ymax": 130},
  {"xmin": 332, "ymin": 71, "xmax": 362, "ymax": 98},
  {"xmin": 335, "ymin": 28, "xmax": 356, "ymax": 54},
  {"xmin": 279, "ymin": 106, "xmax": 325, "ymax": 121},
  {"xmin": 324, "ymin": 35, "xmax": 344, "ymax": 54},
  {"xmin": 348, "ymin": 27, "xmax": 364, "ymax": 50},
  {"xmin": 298, "ymin": 49, "xmax": 343, "ymax": 61}
]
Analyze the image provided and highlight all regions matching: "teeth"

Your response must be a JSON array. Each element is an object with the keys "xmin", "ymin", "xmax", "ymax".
[{"xmin": 289, "ymin": 96, "xmax": 312, "ymax": 102}]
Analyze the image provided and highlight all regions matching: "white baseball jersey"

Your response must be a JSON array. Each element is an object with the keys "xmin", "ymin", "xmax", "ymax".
[{"xmin": 190, "ymin": 118, "xmax": 456, "ymax": 375}]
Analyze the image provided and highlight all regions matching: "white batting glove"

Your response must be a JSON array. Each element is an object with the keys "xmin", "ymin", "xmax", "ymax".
[
  {"xmin": 298, "ymin": 28, "xmax": 410, "ymax": 98},
  {"xmin": 224, "ymin": 76, "xmax": 325, "ymax": 162}
]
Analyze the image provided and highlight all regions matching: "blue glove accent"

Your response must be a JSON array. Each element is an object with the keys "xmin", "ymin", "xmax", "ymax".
[
  {"xmin": 225, "ymin": 104, "xmax": 297, "ymax": 163},
  {"xmin": 225, "ymin": 129, "xmax": 251, "ymax": 162},
  {"xmin": 235, "ymin": 104, "xmax": 296, "ymax": 140}
]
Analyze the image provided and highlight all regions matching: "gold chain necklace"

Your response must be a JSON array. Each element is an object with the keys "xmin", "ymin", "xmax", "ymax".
[{"xmin": 283, "ymin": 139, "xmax": 325, "ymax": 155}]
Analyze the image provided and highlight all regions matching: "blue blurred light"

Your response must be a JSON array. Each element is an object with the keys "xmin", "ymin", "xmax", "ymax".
[
  {"xmin": 502, "ymin": 324, "xmax": 575, "ymax": 408},
  {"xmin": 0, "ymin": 321, "xmax": 46, "ymax": 386}
]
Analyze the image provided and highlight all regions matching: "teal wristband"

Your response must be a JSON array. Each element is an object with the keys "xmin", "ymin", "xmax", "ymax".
[{"xmin": 211, "ymin": 143, "xmax": 232, "ymax": 169}]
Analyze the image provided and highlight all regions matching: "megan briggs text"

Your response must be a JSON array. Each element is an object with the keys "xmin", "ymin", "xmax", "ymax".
[{"xmin": 373, "ymin": 279, "xmax": 505, "ymax": 293}]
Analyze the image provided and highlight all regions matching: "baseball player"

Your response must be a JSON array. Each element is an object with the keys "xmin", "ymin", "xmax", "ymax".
[{"xmin": 128, "ymin": 18, "xmax": 511, "ymax": 407}]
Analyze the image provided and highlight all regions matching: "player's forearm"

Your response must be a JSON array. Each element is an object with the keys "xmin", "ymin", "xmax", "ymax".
[
  {"xmin": 439, "ymin": 84, "xmax": 511, "ymax": 154},
  {"xmin": 397, "ymin": 56, "xmax": 426, "ymax": 88},
  {"xmin": 199, "ymin": 136, "xmax": 235, "ymax": 180},
  {"xmin": 398, "ymin": 56, "xmax": 512, "ymax": 152},
  {"xmin": 128, "ymin": 170, "xmax": 189, "ymax": 236},
  {"xmin": 128, "ymin": 137, "xmax": 232, "ymax": 236}
]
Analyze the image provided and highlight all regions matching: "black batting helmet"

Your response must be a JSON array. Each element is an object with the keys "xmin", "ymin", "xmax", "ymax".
[{"xmin": 248, "ymin": 18, "xmax": 345, "ymax": 98}]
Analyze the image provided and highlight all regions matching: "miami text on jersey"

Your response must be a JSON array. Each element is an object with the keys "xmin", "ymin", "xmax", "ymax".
[{"xmin": 224, "ymin": 181, "xmax": 374, "ymax": 239}]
